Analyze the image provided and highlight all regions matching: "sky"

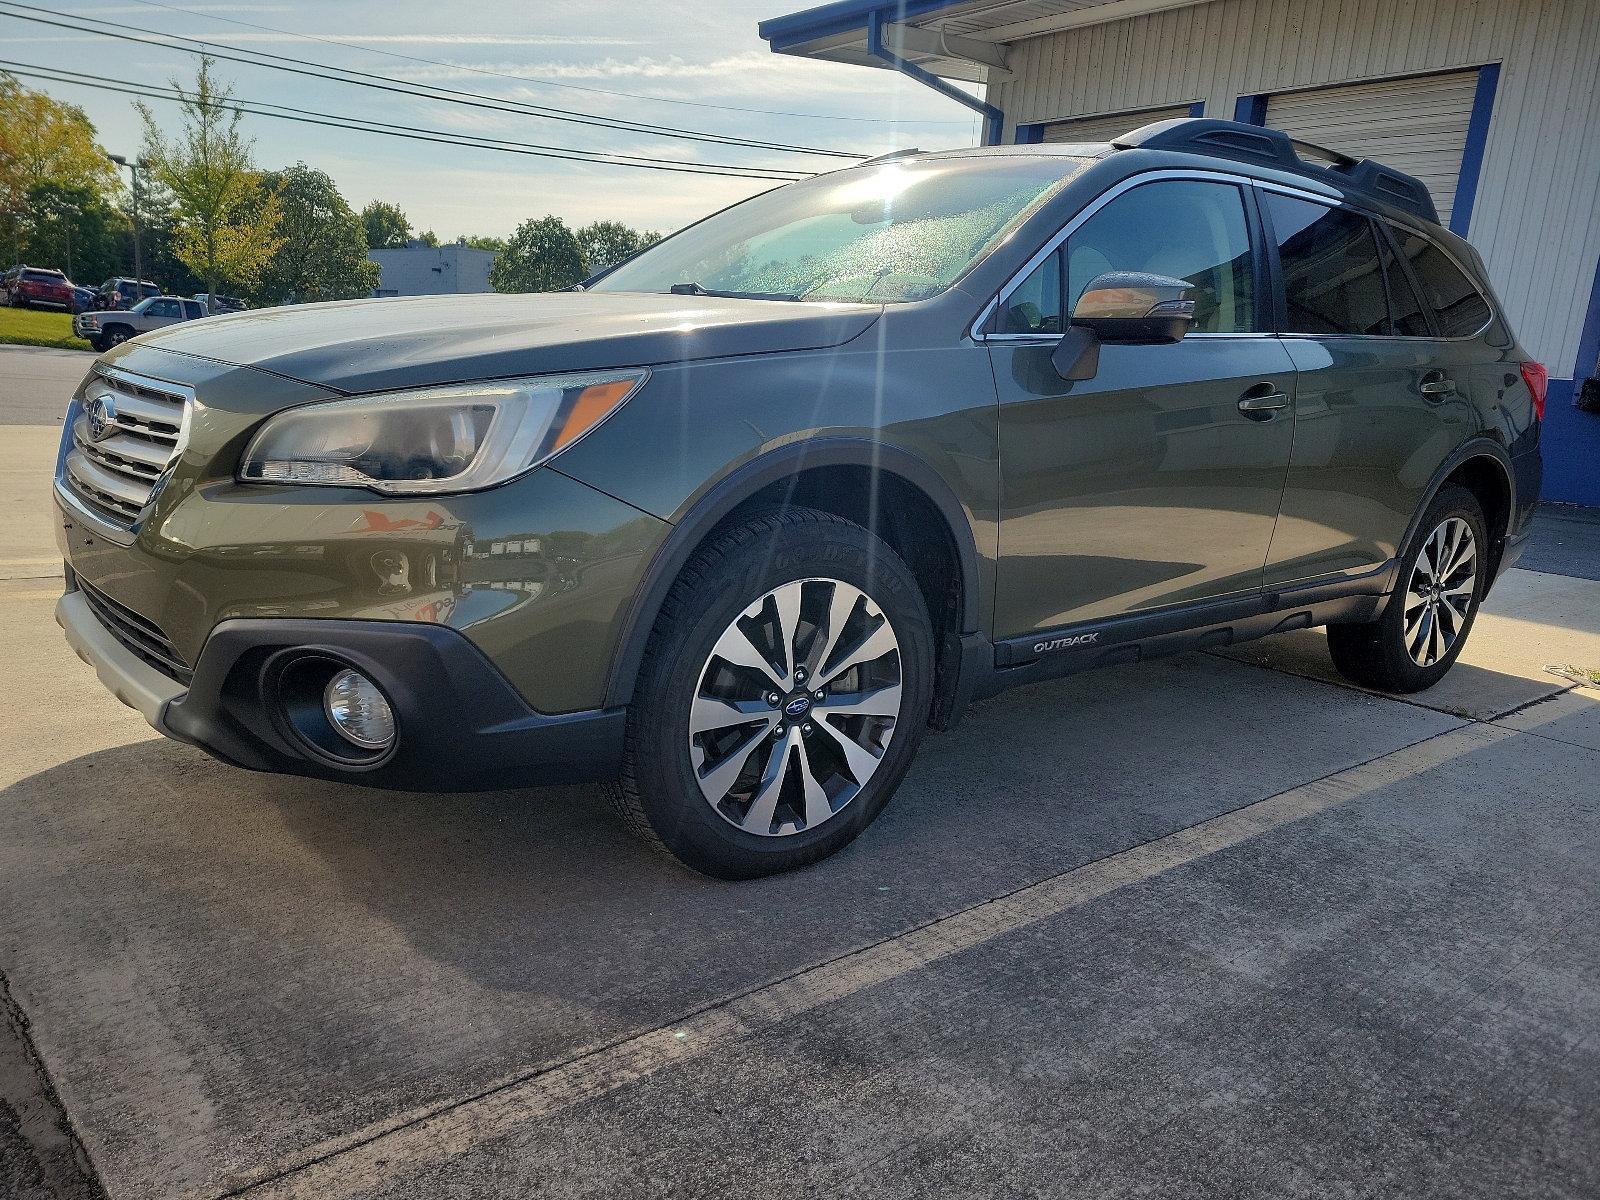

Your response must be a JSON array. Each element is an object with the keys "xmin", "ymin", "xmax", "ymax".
[{"xmin": 4, "ymin": 0, "xmax": 986, "ymax": 239}]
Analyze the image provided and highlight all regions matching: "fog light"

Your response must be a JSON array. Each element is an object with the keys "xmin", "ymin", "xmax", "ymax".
[{"xmin": 323, "ymin": 669, "xmax": 395, "ymax": 750}]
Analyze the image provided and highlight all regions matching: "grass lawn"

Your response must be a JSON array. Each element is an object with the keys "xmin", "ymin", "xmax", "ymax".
[{"xmin": 0, "ymin": 305, "xmax": 92, "ymax": 351}]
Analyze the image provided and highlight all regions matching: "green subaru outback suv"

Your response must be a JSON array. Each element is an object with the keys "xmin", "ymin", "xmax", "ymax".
[{"xmin": 54, "ymin": 119, "xmax": 1543, "ymax": 878}]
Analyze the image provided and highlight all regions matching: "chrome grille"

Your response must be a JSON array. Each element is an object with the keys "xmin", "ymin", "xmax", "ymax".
[
  {"xmin": 76, "ymin": 578, "xmax": 192, "ymax": 685},
  {"xmin": 62, "ymin": 369, "xmax": 189, "ymax": 528}
]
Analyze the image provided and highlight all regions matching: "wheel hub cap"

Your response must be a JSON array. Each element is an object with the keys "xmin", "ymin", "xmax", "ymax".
[
  {"xmin": 688, "ymin": 577, "xmax": 903, "ymax": 838},
  {"xmin": 1402, "ymin": 516, "xmax": 1477, "ymax": 668}
]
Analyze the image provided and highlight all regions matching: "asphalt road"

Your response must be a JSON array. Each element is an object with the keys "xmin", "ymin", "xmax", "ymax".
[{"xmin": 2, "ymin": 342, "xmax": 1598, "ymax": 1199}]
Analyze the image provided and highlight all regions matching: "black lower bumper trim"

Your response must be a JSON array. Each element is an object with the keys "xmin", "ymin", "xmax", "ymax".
[{"xmin": 162, "ymin": 619, "xmax": 624, "ymax": 791}]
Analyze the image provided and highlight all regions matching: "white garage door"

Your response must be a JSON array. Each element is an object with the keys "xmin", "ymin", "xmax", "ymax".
[
  {"xmin": 1039, "ymin": 105, "xmax": 1193, "ymax": 145},
  {"xmin": 1264, "ymin": 70, "xmax": 1479, "ymax": 227}
]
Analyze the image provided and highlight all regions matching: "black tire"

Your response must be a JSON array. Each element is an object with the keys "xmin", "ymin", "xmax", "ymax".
[
  {"xmin": 606, "ymin": 507, "xmax": 934, "ymax": 879},
  {"xmin": 1327, "ymin": 485, "xmax": 1488, "ymax": 693},
  {"xmin": 89, "ymin": 335, "xmax": 110, "ymax": 353},
  {"xmin": 104, "ymin": 325, "xmax": 133, "ymax": 347}
]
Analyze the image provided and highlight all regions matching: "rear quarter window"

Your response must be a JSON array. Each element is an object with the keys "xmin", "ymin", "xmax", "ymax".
[{"xmin": 1395, "ymin": 231, "xmax": 1493, "ymax": 337}]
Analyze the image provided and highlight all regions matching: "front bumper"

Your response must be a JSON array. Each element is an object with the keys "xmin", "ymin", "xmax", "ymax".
[{"xmin": 58, "ymin": 585, "xmax": 626, "ymax": 790}]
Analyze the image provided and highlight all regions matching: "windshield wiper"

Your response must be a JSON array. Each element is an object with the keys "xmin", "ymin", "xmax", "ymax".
[{"xmin": 668, "ymin": 281, "xmax": 800, "ymax": 302}]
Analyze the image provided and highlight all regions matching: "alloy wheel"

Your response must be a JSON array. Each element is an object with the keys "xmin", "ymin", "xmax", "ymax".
[
  {"xmin": 688, "ymin": 577, "xmax": 903, "ymax": 837},
  {"xmin": 1402, "ymin": 516, "xmax": 1477, "ymax": 667}
]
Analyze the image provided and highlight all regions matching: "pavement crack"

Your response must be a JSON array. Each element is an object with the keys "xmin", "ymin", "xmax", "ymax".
[{"xmin": 0, "ymin": 971, "xmax": 108, "ymax": 1200}]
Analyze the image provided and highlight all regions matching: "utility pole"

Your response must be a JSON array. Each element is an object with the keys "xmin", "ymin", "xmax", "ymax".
[{"xmin": 108, "ymin": 154, "xmax": 146, "ymax": 286}]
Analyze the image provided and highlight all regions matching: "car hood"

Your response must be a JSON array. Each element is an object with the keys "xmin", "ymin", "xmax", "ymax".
[{"xmin": 141, "ymin": 290, "xmax": 882, "ymax": 394}]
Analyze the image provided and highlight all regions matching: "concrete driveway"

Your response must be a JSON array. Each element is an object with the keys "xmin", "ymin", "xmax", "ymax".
[{"xmin": 2, "ymin": 344, "xmax": 1598, "ymax": 1199}]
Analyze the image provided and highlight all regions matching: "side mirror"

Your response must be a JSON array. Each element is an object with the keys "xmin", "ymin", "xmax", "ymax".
[{"xmin": 1071, "ymin": 271, "xmax": 1196, "ymax": 344}]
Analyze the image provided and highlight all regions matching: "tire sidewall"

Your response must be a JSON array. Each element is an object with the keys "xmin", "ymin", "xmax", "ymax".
[{"xmin": 631, "ymin": 518, "xmax": 934, "ymax": 878}]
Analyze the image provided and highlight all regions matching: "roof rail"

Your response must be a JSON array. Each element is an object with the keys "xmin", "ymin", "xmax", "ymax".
[
  {"xmin": 1110, "ymin": 117, "xmax": 1440, "ymax": 225},
  {"xmin": 858, "ymin": 146, "xmax": 923, "ymax": 166}
]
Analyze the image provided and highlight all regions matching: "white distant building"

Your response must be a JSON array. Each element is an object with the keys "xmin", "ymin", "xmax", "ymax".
[{"xmin": 368, "ymin": 241, "xmax": 498, "ymax": 297}]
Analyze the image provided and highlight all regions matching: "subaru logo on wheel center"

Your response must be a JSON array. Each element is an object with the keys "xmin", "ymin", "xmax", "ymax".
[
  {"xmin": 86, "ymin": 394, "xmax": 117, "ymax": 442},
  {"xmin": 784, "ymin": 695, "xmax": 812, "ymax": 718}
]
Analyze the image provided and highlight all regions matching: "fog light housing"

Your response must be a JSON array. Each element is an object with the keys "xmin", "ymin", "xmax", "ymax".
[{"xmin": 323, "ymin": 669, "xmax": 396, "ymax": 750}]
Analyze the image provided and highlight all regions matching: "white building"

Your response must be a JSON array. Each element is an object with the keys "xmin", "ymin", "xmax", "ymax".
[
  {"xmin": 760, "ymin": 0, "xmax": 1600, "ymax": 506},
  {"xmin": 368, "ymin": 242, "xmax": 498, "ymax": 297}
]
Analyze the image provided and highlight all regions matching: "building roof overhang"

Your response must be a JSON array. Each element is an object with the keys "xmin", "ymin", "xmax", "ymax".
[{"xmin": 758, "ymin": 0, "xmax": 1212, "ymax": 84}]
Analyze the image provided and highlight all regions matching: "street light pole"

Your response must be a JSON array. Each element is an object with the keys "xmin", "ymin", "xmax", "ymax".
[{"xmin": 108, "ymin": 154, "xmax": 145, "ymax": 288}]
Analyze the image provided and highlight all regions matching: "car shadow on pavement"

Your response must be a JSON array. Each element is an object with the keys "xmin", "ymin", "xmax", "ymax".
[{"xmin": 0, "ymin": 648, "xmax": 1552, "ymax": 1198}]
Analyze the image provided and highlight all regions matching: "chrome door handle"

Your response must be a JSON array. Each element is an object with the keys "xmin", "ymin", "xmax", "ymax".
[
  {"xmin": 1238, "ymin": 391, "xmax": 1290, "ymax": 413},
  {"xmin": 1420, "ymin": 378, "xmax": 1457, "ymax": 397}
]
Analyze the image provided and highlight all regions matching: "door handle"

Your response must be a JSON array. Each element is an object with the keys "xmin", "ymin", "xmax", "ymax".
[
  {"xmin": 1420, "ymin": 377, "xmax": 1457, "ymax": 398},
  {"xmin": 1238, "ymin": 383, "xmax": 1290, "ymax": 416}
]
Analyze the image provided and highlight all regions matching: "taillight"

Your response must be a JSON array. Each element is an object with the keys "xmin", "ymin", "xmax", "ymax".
[{"xmin": 1521, "ymin": 361, "xmax": 1549, "ymax": 421}]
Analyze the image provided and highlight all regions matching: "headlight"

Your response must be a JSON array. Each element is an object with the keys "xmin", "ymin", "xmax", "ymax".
[{"xmin": 238, "ymin": 369, "xmax": 648, "ymax": 495}]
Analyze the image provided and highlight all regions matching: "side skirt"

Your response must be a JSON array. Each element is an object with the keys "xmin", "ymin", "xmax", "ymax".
[{"xmin": 972, "ymin": 562, "xmax": 1398, "ymax": 701}]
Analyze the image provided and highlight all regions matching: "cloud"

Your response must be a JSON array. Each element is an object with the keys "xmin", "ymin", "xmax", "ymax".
[{"xmin": 166, "ymin": 31, "xmax": 640, "ymax": 46}]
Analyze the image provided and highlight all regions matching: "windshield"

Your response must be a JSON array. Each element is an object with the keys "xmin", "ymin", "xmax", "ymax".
[{"xmin": 591, "ymin": 156, "xmax": 1084, "ymax": 305}]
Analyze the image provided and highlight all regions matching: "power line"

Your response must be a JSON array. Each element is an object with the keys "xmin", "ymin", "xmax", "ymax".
[
  {"xmin": 119, "ymin": 0, "xmax": 972, "ymax": 126},
  {"xmin": 0, "ymin": 2, "xmax": 870, "ymax": 160},
  {"xmin": 0, "ymin": 63, "xmax": 812, "ymax": 181}
]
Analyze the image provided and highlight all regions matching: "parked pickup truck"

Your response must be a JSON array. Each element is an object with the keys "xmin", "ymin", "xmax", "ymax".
[{"xmin": 73, "ymin": 295, "xmax": 209, "ymax": 352}]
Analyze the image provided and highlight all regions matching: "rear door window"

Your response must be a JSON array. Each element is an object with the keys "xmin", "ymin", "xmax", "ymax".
[
  {"xmin": 1394, "ymin": 231, "xmax": 1492, "ymax": 336},
  {"xmin": 1264, "ymin": 194, "xmax": 1389, "ymax": 335},
  {"xmin": 1377, "ymin": 230, "xmax": 1432, "ymax": 336}
]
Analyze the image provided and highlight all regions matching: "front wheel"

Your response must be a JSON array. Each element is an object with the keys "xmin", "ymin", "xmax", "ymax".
[
  {"xmin": 1327, "ymin": 485, "xmax": 1488, "ymax": 693},
  {"xmin": 607, "ymin": 507, "xmax": 934, "ymax": 879}
]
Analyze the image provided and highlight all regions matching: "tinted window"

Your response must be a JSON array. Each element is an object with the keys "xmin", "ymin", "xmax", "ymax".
[
  {"xmin": 182, "ymin": 301, "xmax": 204, "ymax": 319},
  {"xmin": 1065, "ymin": 180, "xmax": 1256, "ymax": 333},
  {"xmin": 1377, "ymin": 229, "xmax": 1431, "ymax": 336},
  {"xmin": 1266, "ymin": 195, "xmax": 1388, "ymax": 335},
  {"xmin": 997, "ymin": 250, "xmax": 1062, "ymax": 335},
  {"xmin": 148, "ymin": 299, "xmax": 180, "ymax": 317},
  {"xmin": 1396, "ymin": 232, "xmax": 1492, "ymax": 336}
]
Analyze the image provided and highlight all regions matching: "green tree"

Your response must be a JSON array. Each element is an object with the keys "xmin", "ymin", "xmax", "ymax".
[
  {"xmin": 575, "ymin": 220, "xmax": 648, "ymax": 274},
  {"xmin": 489, "ymin": 216, "xmax": 585, "ymax": 293},
  {"xmin": 360, "ymin": 199, "xmax": 411, "ymax": 249},
  {"xmin": 415, "ymin": 228, "xmax": 440, "ymax": 248},
  {"xmin": 20, "ymin": 182, "xmax": 129, "ymax": 284},
  {"xmin": 0, "ymin": 74, "xmax": 120, "ymax": 265},
  {"xmin": 136, "ymin": 57, "xmax": 283, "ymax": 299},
  {"xmin": 254, "ymin": 164, "xmax": 379, "ymax": 304},
  {"xmin": 461, "ymin": 235, "xmax": 507, "ymax": 253}
]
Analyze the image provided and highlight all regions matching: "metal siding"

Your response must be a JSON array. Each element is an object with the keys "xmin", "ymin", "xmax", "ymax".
[
  {"xmin": 1263, "ymin": 70, "xmax": 1479, "ymax": 227},
  {"xmin": 996, "ymin": 0, "xmax": 1600, "ymax": 375},
  {"xmin": 1038, "ymin": 103, "xmax": 1194, "ymax": 141}
]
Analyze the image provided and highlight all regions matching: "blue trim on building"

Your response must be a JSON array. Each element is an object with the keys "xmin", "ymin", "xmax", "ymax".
[
  {"xmin": 864, "ymin": 9, "xmax": 1004, "ymax": 144},
  {"xmin": 1233, "ymin": 93, "xmax": 1267, "ymax": 125},
  {"xmin": 1449, "ymin": 64, "xmax": 1500, "ymax": 237},
  {"xmin": 1188, "ymin": 100, "xmax": 1206, "ymax": 118},
  {"xmin": 1573, "ymin": 247, "xmax": 1600, "ymax": 385}
]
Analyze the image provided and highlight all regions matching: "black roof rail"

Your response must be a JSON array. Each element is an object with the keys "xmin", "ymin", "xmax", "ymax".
[{"xmin": 1110, "ymin": 117, "xmax": 1440, "ymax": 225}]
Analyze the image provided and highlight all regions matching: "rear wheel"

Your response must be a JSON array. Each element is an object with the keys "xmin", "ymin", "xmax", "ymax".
[
  {"xmin": 104, "ymin": 325, "xmax": 133, "ymax": 348},
  {"xmin": 607, "ymin": 507, "xmax": 934, "ymax": 878},
  {"xmin": 1327, "ymin": 485, "xmax": 1487, "ymax": 693}
]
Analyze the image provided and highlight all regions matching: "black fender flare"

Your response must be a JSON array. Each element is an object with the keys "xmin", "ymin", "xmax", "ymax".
[
  {"xmin": 1398, "ymin": 436, "xmax": 1517, "ymax": 559},
  {"xmin": 602, "ymin": 437, "xmax": 984, "ymax": 709}
]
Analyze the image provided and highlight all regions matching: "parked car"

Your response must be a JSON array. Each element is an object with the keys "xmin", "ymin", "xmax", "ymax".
[
  {"xmin": 3, "ymin": 265, "xmax": 75, "ymax": 310},
  {"xmin": 72, "ymin": 294, "xmax": 209, "ymax": 352},
  {"xmin": 194, "ymin": 293, "xmax": 246, "ymax": 314},
  {"xmin": 70, "ymin": 286, "xmax": 99, "ymax": 315},
  {"xmin": 98, "ymin": 277, "xmax": 162, "ymax": 310},
  {"xmin": 51, "ymin": 118, "xmax": 1543, "ymax": 878}
]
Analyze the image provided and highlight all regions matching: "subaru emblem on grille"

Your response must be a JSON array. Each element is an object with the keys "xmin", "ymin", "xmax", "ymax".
[{"xmin": 86, "ymin": 394, "xmax": 117, "ymax": 442}]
